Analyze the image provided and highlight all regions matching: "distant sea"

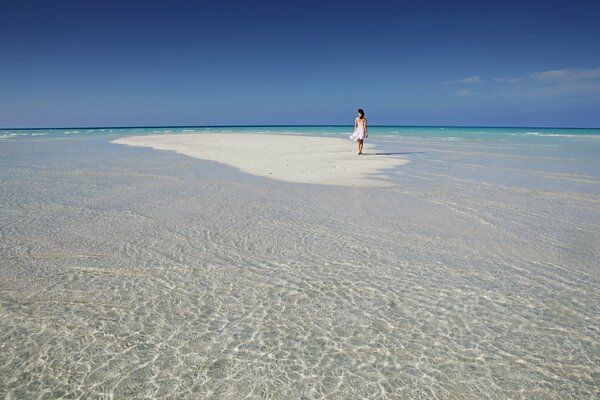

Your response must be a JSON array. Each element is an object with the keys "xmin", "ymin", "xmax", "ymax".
[{"xmin": 2, "ymin": 125, "xmax": 599, "ymax": 142}]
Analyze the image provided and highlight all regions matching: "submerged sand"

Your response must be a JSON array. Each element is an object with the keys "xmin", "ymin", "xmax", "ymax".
[
  {"xmin": 112, "ymin": 133, "xmax": 408, "ymax": 186},
  {"xmin": 2, "ymin": 132, "xmax": 599, "ymax": 398}
]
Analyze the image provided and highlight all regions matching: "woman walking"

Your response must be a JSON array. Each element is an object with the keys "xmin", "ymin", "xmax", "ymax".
[{"xmin": 349, "ymin": 108, "xmax": 368, "ymax": 155}]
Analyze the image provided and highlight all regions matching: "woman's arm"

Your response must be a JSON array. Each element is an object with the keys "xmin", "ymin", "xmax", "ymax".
[
  {"xmin": 355, "ymin": 118, "xmax": 358, "ymax": 130},
  {"xmin": 364, "ymin": 118, "xmax": 368, "ymax": 137}
]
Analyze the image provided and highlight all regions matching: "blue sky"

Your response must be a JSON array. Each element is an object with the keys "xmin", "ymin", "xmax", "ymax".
[{"xmin": 1, "ymin": 0, "xmax": 599, "ymax": 128}]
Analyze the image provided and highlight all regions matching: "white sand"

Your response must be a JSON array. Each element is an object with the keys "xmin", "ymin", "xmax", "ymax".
[{"xmin": 112, "ymin": 133, "xmax": 408, "ymax": 186}]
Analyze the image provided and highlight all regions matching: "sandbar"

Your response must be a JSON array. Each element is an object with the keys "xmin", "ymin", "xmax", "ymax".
[{"xmin": 112, "ymin": 133, "xmax": 408, "ymax": 186}]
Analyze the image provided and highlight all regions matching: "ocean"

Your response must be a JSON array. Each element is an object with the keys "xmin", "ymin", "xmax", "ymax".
[
  {"xmin": 1, "ymin": 125, "xmax": 599, "ymax": 398},
  {"xmin": 2, "ymin": 124, "xmax": 600, "ymax": 141}
]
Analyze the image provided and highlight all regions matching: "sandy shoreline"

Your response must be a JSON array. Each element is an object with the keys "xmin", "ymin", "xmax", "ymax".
[{"xmin": 112, "ymin": 133, "xmax": 408, "ymax": 186}]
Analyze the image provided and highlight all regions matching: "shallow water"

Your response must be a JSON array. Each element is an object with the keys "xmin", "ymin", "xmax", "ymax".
[
  {"xmin": 1, "ymin": 132, "xmax": 599, "ymax": 399},
  {"xmin": 2, "ymin": 124, "xmax": 600, "ymax": 141}
]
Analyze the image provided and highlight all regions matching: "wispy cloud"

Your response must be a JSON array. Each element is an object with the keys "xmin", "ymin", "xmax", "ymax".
[
  {"xmin": 447, "ymin": 76, "xmax": 481, "ymax": 84},
  {"xmin": 454, "ymin": 89, "xmax": 475, "ymax": 96},
  {"xmin": 492, "ymin": 77, "xmax": 522, "ymax": 83},
  {"xmin": 449, "ymin": 67, "xmax": 600, "ymax": 98},
  {"xmin": 530, "ymin": 68, "xmax": 600, "ymax": 81}
]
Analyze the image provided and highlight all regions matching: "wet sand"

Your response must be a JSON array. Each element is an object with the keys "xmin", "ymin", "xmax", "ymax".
[{"xmin": 112, "ymin": 133, "xmax": 409, "ymax": 186}]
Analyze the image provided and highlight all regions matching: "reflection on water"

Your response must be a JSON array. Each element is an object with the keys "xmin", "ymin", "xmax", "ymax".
[{"xmin": 0, "ymin": 135, "xmax": 599, "ymax": 398}]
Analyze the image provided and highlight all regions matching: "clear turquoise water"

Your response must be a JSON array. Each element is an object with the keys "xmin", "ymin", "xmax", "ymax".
[
  {"xmin": 2, "ymin": 125, "xmax": 600, "ymax": 141},
  {"xmin": 1, "ymin": 125, "xmax": 599, "ymax": 398}
]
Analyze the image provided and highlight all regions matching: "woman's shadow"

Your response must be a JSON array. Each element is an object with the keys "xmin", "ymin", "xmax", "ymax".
[{"xmin": 362, "ymin": 152, "xmax": 423, "ymax": 156}]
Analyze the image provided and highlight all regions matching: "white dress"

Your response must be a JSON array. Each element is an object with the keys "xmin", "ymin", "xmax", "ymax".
[{"xmin": 349, "ymin": 119, "xmax": 367, "ymax": 142}]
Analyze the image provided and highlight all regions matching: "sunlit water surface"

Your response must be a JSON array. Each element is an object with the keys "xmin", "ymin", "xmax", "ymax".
[{"xmin": 1, "ymin": 129, "xmax": 599, "ymax": 398}]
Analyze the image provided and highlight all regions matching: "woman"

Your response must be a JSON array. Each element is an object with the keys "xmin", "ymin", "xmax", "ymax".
[{"xmin": 349, "ymin": 108, "xmax": 368, "ymax": 155}]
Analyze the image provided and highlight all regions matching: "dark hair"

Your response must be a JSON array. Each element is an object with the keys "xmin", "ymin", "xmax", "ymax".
[{"xmin": 358, "ymin": 108, "xmax": 365, "ymax": 119}]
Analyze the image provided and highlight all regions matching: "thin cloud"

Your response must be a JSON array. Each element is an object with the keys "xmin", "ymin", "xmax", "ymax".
[
  {"xmin": 447, "ymin": 76, "xmax": 481, "ymax": 84},
  {"xmin": 447, "ymin": 67, "xmax": 600, "ymax": 98},
  {"xmin": 530, "ymin": 68, "xmax": 600, "ymax": 81},
  {"xmin": 514, "ymin": 81, "xmax": 600, "ymax": 97},
  {"xmin": 454, "ymin": 89, "xmax": 475, "ymax": 96},
  {"xmin": 493, "ymin": 77, "xmax": 522, "ymax": 83}
]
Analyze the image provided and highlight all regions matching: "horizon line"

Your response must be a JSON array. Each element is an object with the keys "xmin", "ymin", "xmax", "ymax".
[{"xmin": 2, "ymin": 124, "xmax": 599, "ymax": 130}]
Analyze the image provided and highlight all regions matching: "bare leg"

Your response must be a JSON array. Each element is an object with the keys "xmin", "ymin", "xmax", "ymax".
[{"xmin": 358, "ymin": 139, "xmax": 363, "ymax": 155}]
